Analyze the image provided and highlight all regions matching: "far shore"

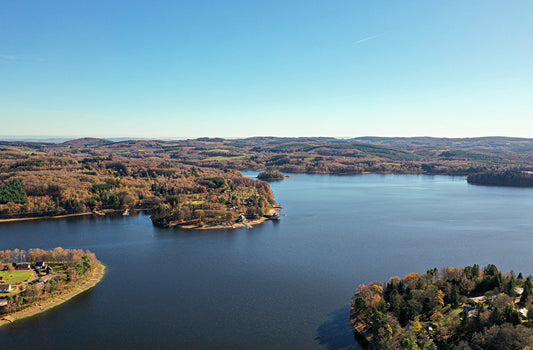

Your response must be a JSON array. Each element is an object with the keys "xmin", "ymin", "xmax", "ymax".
[{"xmin": 0, "ymin": 262, "xmax": 106, "ymax": 327}]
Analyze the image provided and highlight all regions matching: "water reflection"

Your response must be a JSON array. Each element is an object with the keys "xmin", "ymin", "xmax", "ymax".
[
  {"xmin": 315, "ymin": 306, "xmax": 362, "ymax": 350},
  {"xmin": 4, "ymin": 285, "xmax": 97, "ymax": 331}
]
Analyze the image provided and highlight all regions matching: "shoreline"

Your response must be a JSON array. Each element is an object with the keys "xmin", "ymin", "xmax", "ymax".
[
  {"xmin": 0, "ymin": 206, "xmax": 282, "ymax": 230},
  {"xmin": 176, "ymin": 206, "xmax": 282, "ymax": 230},
  {"xmin": 0, "ymin": 212, "xmax": 94, "ymax": 223},
  {"xmin": 0, "ymin": 262, "xmax": 106, "ymax": 327},
  {"xmin": 0, "ymin": 209, "xmax": 133, "ymax": 224}
]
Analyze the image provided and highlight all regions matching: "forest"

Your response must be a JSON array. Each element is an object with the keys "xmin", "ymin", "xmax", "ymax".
[
  {"xmin": 0, "ymin": 146, "xmax": 276, "ymax": 227},
  {"xmin": 257, "ymin": 170, "xmax": 286, "ymax": 181},
  {"xmin": 467, "ymin": 170, "xmax": 533, "ymax": 187},
  {"xmin": 351, "ymin": 265, "xmax": 533, "ymax": 349},
  {"xmin": 1, "ymin": 136, "xmax": 532, "ymax": 225}
]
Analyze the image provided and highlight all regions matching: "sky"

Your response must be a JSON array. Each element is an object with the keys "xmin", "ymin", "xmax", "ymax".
[{"xmin": 1, "ymin": 0, "xmax": 532, "ymax": 139}]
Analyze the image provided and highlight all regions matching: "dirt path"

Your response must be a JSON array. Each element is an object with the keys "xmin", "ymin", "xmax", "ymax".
[{"xmin": 0, "ymin": 263, "xmax": 106, "ymax": 327}]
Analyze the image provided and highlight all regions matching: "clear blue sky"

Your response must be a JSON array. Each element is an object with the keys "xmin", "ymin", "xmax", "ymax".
[{"xmin": 1, "ymin": 1, "xmax": 532, "ymax": 139}]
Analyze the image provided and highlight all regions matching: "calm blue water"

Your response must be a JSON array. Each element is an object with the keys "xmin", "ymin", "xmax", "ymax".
[{"xmin": 1, "ymin": 174, "xmax": 533, "ymax": 349}]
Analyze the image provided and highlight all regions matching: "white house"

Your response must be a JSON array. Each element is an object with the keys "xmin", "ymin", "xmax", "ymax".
[
  {"xmin": 0, "ymin": 284, "xmax": 13, "ymax": 293},
  {"xmin": 35, "ymin": 261, "xmax": 47, "ymax": 269}
]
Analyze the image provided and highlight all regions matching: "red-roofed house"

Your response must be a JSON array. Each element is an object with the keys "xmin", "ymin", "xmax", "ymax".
[{"xmin": 39, "ymin": 275, "xmax": 53, "ymax": 283}]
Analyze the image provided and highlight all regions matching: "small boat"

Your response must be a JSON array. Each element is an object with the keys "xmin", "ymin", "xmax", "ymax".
[
  {"xmin": 271, "ymin": 212, "xmax": 280, "ymax": 220},
  {"xmin": 94, "ymin": 211, "xmax": 105, "ymax": 216},
  {"xmin": 123, "ymin": 209, "xmax": 130, "ymax": 216}
]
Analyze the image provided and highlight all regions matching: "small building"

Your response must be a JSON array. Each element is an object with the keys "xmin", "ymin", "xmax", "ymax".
[
  {"xmin": 39, "ymin": 275, "xmax": 52, "ymax": 283},
  {"xmin": 0, "ymin": 284, "xmax": 13, "ymax": 293},
  {"xmin": 519, "ymin": 307, "xmax": 528, "ymax": 320},
  {"xmin": 0, "ymin": 298, "xmax": 8, "ymax": 307},
  {"xmin": 463, "ymin": 305, "xmax": 476, "ymax": 317},
  {"xmin": 35, "ymin": 261, "xmax": 47, "ymax": 269},
  {"xmin": 15, "ymin": 263, "xmax": 31, "ymax": 270}
]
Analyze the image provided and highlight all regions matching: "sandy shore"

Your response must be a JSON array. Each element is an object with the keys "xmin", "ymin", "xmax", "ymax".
[
  {"xmin": 0, "ymin": 209, "xmax": 133, "ymax": 224},
  {"xmin": 177, "ymin": 206, "xmax": 282, "ymax": 230},
  {"xmin": 0, "ymin": 212, "xmax": 94, "ymax": 223},
  {"xmin": 0, "ymin": 262, "xmax": 106, "ymax": 327}
]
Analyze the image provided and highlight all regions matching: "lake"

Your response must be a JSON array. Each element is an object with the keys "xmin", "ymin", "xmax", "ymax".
[{"xmin": 1, "ymin": 174, "xmax": 533, "ymax": 349}]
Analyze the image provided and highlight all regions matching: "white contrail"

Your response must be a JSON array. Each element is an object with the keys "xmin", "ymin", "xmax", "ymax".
[{"xmin": 355, "ymin": 34, "xmax": 384, "ymax": 45}]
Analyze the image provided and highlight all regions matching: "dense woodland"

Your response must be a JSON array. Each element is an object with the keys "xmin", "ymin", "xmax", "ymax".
[
  {"xmin": 351, "ymin": 265, "xmax": 533, "ymax": 349},
  {"xmin": 0, "ymin": 247, "xmax": 100, "ymax": 315},
  {"xmin": 257, "ymin": 170, "xmax": 286, "ymax": 181},
  {"xmin": 467, "ymin": 170, "xmax": 533, "ymax": 187},
  {"xmin": 1, "ymin": 136, "xmax": 532, "ymax": 225},
  {"xmin": 0, "ymin": 145, "xmax": 276, "ymax": 226}
]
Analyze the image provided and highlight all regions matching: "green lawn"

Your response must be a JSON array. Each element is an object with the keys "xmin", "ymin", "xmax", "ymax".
[
  {"xmin": 10, "ymin": 148, "xmax": 45, "ymax": 155},
  {"xmin": 204, "ymin": 155, "xmax": 247, "ymax": 161},
  {"xmin": 0, "ymin": 270, "xmax": 33, "ymax": 284}
]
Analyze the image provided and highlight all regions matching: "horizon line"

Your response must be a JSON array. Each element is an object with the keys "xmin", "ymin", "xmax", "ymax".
[{"xmin": 1, "ymin": 135, "xmax": 533, "ymax": 143}]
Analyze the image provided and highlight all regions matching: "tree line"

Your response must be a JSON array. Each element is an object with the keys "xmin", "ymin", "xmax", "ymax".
[{"xmin": 467, "ymin": 170, "xmax": 533, "ymax": 187}]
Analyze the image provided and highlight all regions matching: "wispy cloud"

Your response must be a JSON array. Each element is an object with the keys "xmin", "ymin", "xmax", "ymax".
[
  {"xmin": 355, "ymin": 34, "xmax": 384, "ymax": 45},
  {"xmin": 0, "ymin": 54, "xmax": 18, "ymax": 61}
]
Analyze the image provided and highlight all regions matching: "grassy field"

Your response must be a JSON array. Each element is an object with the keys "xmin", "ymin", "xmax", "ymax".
[
  {"xmin": 204, "ymin": 155, "xmax": 247, "ymax": 161},
  {"xmin": 11, "ymin": 148, "xmax": 45, "ymax": 155},
  {"xmin": 0, "ymin": 270, "xmax": 33, "ymax": 284}
]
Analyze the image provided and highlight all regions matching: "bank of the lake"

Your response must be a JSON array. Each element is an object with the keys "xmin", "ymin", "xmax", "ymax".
[
  {"xmin": 0, "ymin": 262, "xmax": 106, "ymax": 327},
  {"xmin": 0, "ymin": 208, "xmax": 134, "ymax": 224},
  {"xmin": 0, "ymin": 212, "xmax": 94, "ymax": 223},
  {"xmin": 176, "ymin": 206, "xmax": 283, "ymax": 230},
  {"xmin": 0, "ymin": 207, "xmax": 282, "ymax": 231}
]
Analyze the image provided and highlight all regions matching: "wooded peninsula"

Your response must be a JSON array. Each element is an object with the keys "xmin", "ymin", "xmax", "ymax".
[
  {"xmin": 1, "ymin": 136, "xmax": 532, "ymax": 226},
  {"xmin": 467, "ymin": 170, "xmax": 533, "ymax": 187},
  {"xmin": 351, "ymin": 265, "xmax": 533, "ymax": 349},
  {"xmin": 0, "ymin": 247, "xmax": 104, "ymax": 326}
]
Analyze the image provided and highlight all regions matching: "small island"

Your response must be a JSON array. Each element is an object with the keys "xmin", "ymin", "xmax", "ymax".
[
  {"xmin": 257, "ymin": 170, "xmax": 287, "ymax": 181},
  {"xmin": 351, "ymin": 264, "xmax": 533, "ymax": 349},
  {"xmin": 0, "ymin": 247, "xmax": 105, "ymax": 326},
  {"xmin": 467, "ymin": 170, "xmax": 533, "ymax": 187}
]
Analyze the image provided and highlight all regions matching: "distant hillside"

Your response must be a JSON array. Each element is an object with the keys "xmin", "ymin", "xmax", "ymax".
[
  {"xmin": 63, "ymin": 138, "xmax": 113, "ymax": 147},
  {"xmin": 2, "ymin": 136, "xmax": 533, "ymax": 176},
  {"xmin": 353, "ymin": 137, "xmax": 533, "ymax": 155}
]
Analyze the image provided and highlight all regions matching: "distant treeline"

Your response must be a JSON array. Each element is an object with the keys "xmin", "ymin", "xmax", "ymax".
[
  {"xmin": 467, "ymin": 170, "xmax": 533, "ymax": 187},
  {"xmin": 0, "ymin": 247, "xmax": 94, "ymax": 263}
]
